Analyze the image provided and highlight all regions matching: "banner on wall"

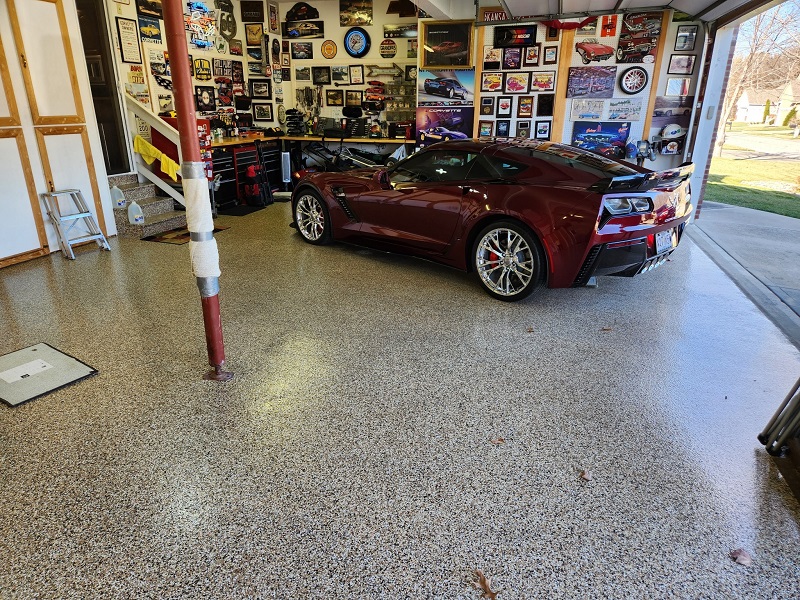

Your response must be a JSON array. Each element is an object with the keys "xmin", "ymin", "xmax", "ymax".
[{"xmin": 416, "ymin": 107, "xmax": 475, "ymax": 147}]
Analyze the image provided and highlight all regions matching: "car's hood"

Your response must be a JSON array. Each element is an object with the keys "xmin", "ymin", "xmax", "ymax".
[{"xmin": 579, "ymin": 42, "xmax": 613, "ymax": 52}]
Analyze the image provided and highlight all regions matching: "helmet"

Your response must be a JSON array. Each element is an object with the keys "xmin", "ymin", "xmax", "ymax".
[{"xmin": 661, "ymin": 124, "xmax": 686, "ymax": 139}]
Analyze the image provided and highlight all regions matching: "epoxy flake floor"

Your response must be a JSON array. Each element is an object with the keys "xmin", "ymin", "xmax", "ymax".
[{"xmin": 1, "ymin": 203, "xmax": 799, "ymax": 599}]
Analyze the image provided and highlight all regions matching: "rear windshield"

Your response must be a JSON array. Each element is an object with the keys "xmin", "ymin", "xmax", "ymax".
[{"xmin": 503, "ymin": 145, "xmax": 639, "ymax": 180}]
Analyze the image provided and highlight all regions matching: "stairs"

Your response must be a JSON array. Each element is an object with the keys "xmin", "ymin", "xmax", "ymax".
[{"xmin": 108, "ymin": 174, "xmax": 187, "ymax": 239}]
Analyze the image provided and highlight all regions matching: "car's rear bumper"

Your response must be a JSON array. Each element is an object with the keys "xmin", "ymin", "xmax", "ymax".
[{"xmin": 572, "ymin": 221, "xmax": 687, "ymax": 286}]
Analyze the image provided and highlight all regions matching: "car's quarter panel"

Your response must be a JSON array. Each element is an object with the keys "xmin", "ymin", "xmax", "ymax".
[{"xmin": 349, "ymin": 182, "xmax": 466, "ymax": 253}]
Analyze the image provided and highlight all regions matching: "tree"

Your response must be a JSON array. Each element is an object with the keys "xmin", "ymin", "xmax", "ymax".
[
  {"xmin": 783, "ymin": 107, "xmax": 797, "ymax": 126},
  {"xmin": 763, "ymin": 98, "xmax": 771, "ymax": 123}
]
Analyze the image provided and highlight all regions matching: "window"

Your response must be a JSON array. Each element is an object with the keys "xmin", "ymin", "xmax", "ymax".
[{"xmin": 390, "ymin": 150, "xmax": 480, "ymax": 183}]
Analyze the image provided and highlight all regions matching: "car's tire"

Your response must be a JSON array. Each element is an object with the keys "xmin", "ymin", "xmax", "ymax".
[
  {"xmin": 472, "ymin": 220, "xmax": 545, "ymax": 302},
  {"xmin": 443, "ymin": 135, "xmax": 451, "ymax": 141},
  {"xmin": 581, "ymin": 54, "xmax": 590, "ymax": 64},
  {"xmin": 293, "ymin": 189, "xmax": 332, "ymax": 245},
  {"xmin": 664, "ymin": 109, "xmax": 673, "ymax": 116}
]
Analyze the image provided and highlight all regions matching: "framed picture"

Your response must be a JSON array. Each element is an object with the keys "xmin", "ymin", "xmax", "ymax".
[
  {"xmin": 281, "ymin": 53, "xmax": 290, "ymax": 67},
  {"xmin": 312, "ymin": 66, "xmax": 331, "ymax": 85},
  {"xmin": 478, "ymin": 120, "xmax": 494, "ymax": 138},
  {"xmin": 241, "ymin": 1, "xmax": 264, "ymax": 22},
  {"xmin": 345, "ymin": 90, "xmax": 363, "ymax": 107},
  {"xmin": 116, "ymin": 18, "xmax": 142, "ymax": 64},
  {"xmin": 405, "ymin": 65, "xmax": 417, "ymax": 81},
  {"xmin": 496, "ymin": 119, "xmax": 511, "ymax": 137},
  {"xmin": 481, "ymin": 71, "xmax": 504, "ymax": 92},
  {"xmin": 245, "ymin": 23, "xmax": 263, "ymax": 47},
  {"xmin": 195, "ymin": 86, "xmax": 215, "ymax": 111},
  {"xmin": 535, "ymin": 120, "xmax": 551, "ymax": 140},
  {"xmin": 268, "ymin": 2, "xmax": 279, "ymax": 34},
  {"xmin": 566, "ymin": 66, "xmax": 615, "ymax": 98},
  {"xmin": 249, "ymin": 78, "xmax": 272, "ymax": 99},
  {"xmin": 253, "ymin": 102, "xmax": 273, "ymax": 121},
  {"xmin": 483, "ymin": 46, "xmax": 502, "ymax": 70},
  {"xmin": 504, "ymin": 72, "xmax": 530, "ymax": 94},
  {"xmin": 675, "ymin": 25, "xmax": 698, "ymax": 51},
  {"xmin": 295, "ymin": 66, "xmax": 311, "ymax": 81},
  {"xmin": 494, "ymin": 25, "xmax": 536, "ymax": 48},
  {"xmin": 421, "ymin": 20, "xmax": 474, "ymax": 68},
  {"xmin": 503, "ymin": 47, "xmax": 521, "ymax": 70},
  {"xmin": 543, "ymin": 46, "xmax": 558, "ymax": 65},
  {"xmin": 332, "ymin": 65, "xmax": 349, "ymax": 83},
  {"xmin": 282, "ymin": 67, "xmax": 291, "ymax": 81},
  {"xmin": 576, "ymin": 21, "xmax": 597, "ymax": 36},
  {"xmin": 666, "ymin": 77, "xmax": 691, "ymax": 96},
  {"xmin": 291, "ymin": 42, "xmax": 313, "ymax": 60},
  {"xmin": 546, "ymin": 27, "xmax": 559, "ymax": 42},
  {"xmin": 536, "ymin": 94, "xmax": 554, "ymax": 117},
  {"xmin": 349, "ymin": 64, "xmax": 364, "ymax": 84},
  {"xmin": 516, "ymin": 120, "xmax": 531, "ymax": 138},
  {"xmin": 496, "ymin": 96, "xmax": 512, "ymax": 117},
  {"xmin": 517, "ymin": 96, "xmax": 534, "ymax": 118},
  {"xmin": 523, "ymin": 44, "xmax": 540, "ymax": 67},
  {"xmin": 480, "ymin": 96, "xmax": 495, "ymax": 116},
  {"xmin": 668, "ymin": 54, "xmax": 696, "ymax": 75},
  {"xmin": 326, "ymin": 89, "xmax": 344, "ymax": 106},
  {"xmin": 531, "ymin": 71, "xmax": 556, "ymax": 92}
]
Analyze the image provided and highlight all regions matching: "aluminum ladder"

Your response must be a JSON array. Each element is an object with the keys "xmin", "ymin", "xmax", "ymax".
[{"xmin": 41, "ymin": 189, "xmax": 110, "ymax": 260}]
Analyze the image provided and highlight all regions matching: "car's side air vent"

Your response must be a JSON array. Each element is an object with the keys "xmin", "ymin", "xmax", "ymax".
[
  {"xmin": 573, "ymin": 245, "xmax": 603, "ymax": 287},
  {"xmin": 332, "ymin": 187, "xmax": 358, "ymax": 221}
]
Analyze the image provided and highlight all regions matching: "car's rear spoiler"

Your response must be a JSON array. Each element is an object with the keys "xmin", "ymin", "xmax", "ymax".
[{"xmin": 592, "ymin": 162, "xmax": 695, "ymax": 193}]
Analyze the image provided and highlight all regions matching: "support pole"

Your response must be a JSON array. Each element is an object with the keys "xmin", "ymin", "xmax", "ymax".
[{"xmin": 162, "ymin": 0, "xmax": 233, "ymax": 381}]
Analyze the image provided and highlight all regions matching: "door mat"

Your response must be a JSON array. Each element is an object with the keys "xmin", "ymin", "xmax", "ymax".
[
  {"xmin": 216, "ymin": 204, "xmax": 267, "ymax": 216},
  {"xmin": 142, "ymin": 225, "xmax": 230, "ymax": 245},
  {"xmin": 0, "ymin": 343, "xmax": 97, "ymax": 407}
]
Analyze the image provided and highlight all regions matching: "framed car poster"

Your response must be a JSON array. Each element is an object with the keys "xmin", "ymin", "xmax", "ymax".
[
  {"xmin": 530, "ymin": 71, "xmax": 556, "ymax": 92},
  {"xmin": 504, "ymin": 72, "xmax": 530, "ymax": 94},
  {"xmin": 481, "ymin": 71, "xmax": 504, "ymax": 93},
  {"xmin": 483, "ymin": 46, "xmax": 501, "ymax": 70},
  {"xmin": 503, "ymin": 47, "xmax": 521, "ymax": 70},
  {"xmin": 517, "ymin": 96, "xmax": 534, "ymax": 118},
  {"xmin": 421, "ymin": 20, "xmax": 474, "ymax": 68},
  {"xmin": 496, "ymin": 96, "xmax": 512, "ymax": 117},
  {"xmin": 478, "ymin": 120, "xmax": 494, "ymax": 138},
  {"xmin": 253, "ymin": 102, "xmax": 273, "ymax": 121},
  {"xmin": 535, "ymin": 120, "xmax": 551, "ymax": 140},
  {"xmin": 523, "ymin": 45, "xmax": 540, "ymax": 67}
]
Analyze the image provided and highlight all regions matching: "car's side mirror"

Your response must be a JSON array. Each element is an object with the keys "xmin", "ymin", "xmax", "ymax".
[{"xmin": 373, "ymin": 169, "xmax": 390, "ymax": 189}]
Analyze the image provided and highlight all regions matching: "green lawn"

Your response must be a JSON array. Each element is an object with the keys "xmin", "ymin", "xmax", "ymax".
[
  {"xmin": 705, "ymin": 157, "xmax": 800, "ymax": 219},
  {"xmin": 727, "ymin": 122, "xmax": 797, "ymax": 138}
]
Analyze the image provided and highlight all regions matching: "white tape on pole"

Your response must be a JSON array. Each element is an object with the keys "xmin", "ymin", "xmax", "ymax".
[
  {"xmin": 184, "ymin": 177, "xmax": 214, "ymax": 233},
  {"xmin": 189, "ymin": 239, "xmax": 222, "ymax": 278}
]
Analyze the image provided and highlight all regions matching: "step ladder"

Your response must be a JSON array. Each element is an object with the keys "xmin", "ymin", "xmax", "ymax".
[{"xmin": 41, "ymin": 189, "xmax": 110, "ymax": 260}]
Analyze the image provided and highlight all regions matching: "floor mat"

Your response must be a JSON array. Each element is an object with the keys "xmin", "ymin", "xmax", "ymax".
[
  {"xmin": 0, "ymin": 343, "xmax": 97, "ymax": 407},
  {"xmin": 142, "ymin": 225, "xmax": 230, "ymax": 245},
  {"xmin": 216, "ymin": 204, "xmax": 268, "ymax": 216}
]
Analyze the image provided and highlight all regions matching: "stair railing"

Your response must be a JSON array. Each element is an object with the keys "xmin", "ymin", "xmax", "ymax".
[{"xmin": 124, "ymin": 95, "xmax": 186, "ymax": 207}]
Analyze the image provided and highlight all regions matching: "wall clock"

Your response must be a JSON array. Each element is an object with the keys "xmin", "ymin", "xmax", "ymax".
[{"xmin": 344, "ymin": 27, "xmax": 370, "ymax": 58}]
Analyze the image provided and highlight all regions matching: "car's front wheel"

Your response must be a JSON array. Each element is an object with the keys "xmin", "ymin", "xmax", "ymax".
[
  {"xmin": 293, "ymin": 190, "xmax": 331, "ymax": 245},
  {"xmin": 472, "ymin": 221, "xmax": 545, "ymax": 301}
]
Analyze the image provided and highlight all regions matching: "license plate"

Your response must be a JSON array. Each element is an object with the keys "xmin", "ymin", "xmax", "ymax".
[{"xmin": 655, "ymin": 229, "xmax": 675, "ymax": 254}]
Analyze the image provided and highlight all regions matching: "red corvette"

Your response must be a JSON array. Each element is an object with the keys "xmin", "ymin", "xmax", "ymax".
[{"xmin": 291, "ymin": 139, "xmax": 694, "ymax": 301}]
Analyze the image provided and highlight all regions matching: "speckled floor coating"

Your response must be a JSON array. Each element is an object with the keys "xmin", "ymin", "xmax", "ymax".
[{"xmin": 1, "ymin": 204, "xmax": 799, "ymax": 599}]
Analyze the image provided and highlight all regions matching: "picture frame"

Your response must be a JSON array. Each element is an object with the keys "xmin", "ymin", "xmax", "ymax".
[
  {"xmin": 481, "ymin": 71, "xmax": 504, "ymax": 93},
  {"xmin": 195, "ymin": 86, "xmax": 215, "ymax": 111},
  {"xmin": 116, "ymin": 17, "xmax": 142, "ymax": 64},
  {"xmin": 312, "ymin": 66, "xmax": 331, "ymax": 85},
  {"xmin": 546, "ymin": 26, "xmax": 560, "ymax": 42},
  {"xmin": 494, "ymin": 25, "xmax": 536, "ymax": 48},
  {"xmin": 349, "ymin": 64, "xmax": 364, "ymax": 85},
  {"xmin": 566, "ymin": 66, "xmax": 614, "ymax": 98},
  {"xmin": 496, "ymin": 119, "xmax": 511, "ymax": 137},
  {"xmin": 332, "ymin": 65, "xmax": 350, "ymax": 83},
  {"xmin": 516, "ymin": 120, "xmax": 531, "ymax": 138},
  {"xmin": 517, "ymin": 96, "xmax": 534, "ymax": 118},
  {"xmin": 530, "ymin": 71, "xmax": 556, "ymax": 92},
  {"xmin": 504, "ymin": 72, "xmax": 530, "ymax": 94},
  {"xmin": 268, "ymin": 2, "xmax": 279, "ymax": 34},
  {"xmin": 249, "ymin": 78, "xmax": 272, "ymax": 99},
  {"xmin": 483, "ymin": 46, "xmax": 502, "ymax": 70},
  {"xmin": 535, "ymin": 120, "xmax": 551, "ymax": 140},
  {"xmin": 666, "ymin": 77, "xmax": 691, "ymax": 96},
  {"xmin": 575, "ymin": 21, "xmax": 597, "ymax": 36},
  {"xmin": 245, "ymin": 23, "xmax": 263, "ymax": 47},
  {"xmin": 478, "ymin": 120, "xmax": 494, "ymax": 138},
  {"xmin": 326, "ymin": 89, "xmax": 344, "ymax": 106},
  {"xmin": 480, "ymin": 96, "xmax": 495, "ymax": 116},
  {"xmin": 295, "ymin": 66, "xmax": 311, "ymax": 81},
  {"xmin": 668, "ymin": 54, "xmax": 696, "ymax": 75},
  {"xmin": 496, "ymin": 96, "xmax": 512, "ymax": 117},
  {"xmin": 536, "ymin": 94, "xmax": 554, "ymax": 117},
  {"xmin": 240, "ymin": 1, "xmax": 264, "ymax": 22},
  {"xmin": 543, "ymin": 46, "xmax": 558, "ymax": 65},
  {"xmin": 291, "ymin": 42, "xmax": 313, "ymax": 60},
  {"xmin": 503, "ymin": 47, "xmax": 521, "ymax": 70},
  {"xmin": 421, "ymin": 20, "xmax": 474, "ymax": 68},
  {"xmin": 522, "ymin": 44, "xmax": 540, "ymax": 67},
  {"xmin": 281, "ymin": 53, "xmax": 290, "ymax": 67},
  {"xmin": 345, "ymin": 90, "xmax": 363, "ymax": 107},
  {"xmin": 253, "ymin": 102, "xmax": 274, "ymax": 121},
  {"xmin": 675, "ymin": 25, "xmax": 698, "ymax": 51},
  {"xmin": 405, "ymin": 65, "xmax": 417, "ymax": 81}
]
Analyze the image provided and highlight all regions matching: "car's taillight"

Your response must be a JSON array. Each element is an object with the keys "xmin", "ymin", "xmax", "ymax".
[{"xmin": 603, "ymin": 196, "xmax": 653, "ymax": 215}]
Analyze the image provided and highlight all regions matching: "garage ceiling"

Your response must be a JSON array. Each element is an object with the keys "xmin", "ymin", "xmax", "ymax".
[{"xmin": 494, "ymin": 0, "xmax": 782, "ymax": 25}]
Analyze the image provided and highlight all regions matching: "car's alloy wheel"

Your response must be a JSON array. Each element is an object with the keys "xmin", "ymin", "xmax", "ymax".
[
  {"xmin": 620, "ymin": 66, "xmax": 648, "ymax": 94},
  {"xmin": 473, "ymin": 221, "xmax": 544, "ymax": 301},
  {"xmin": 448, "ymin": 88, "xmax": 454, "ymax": 98},
  {"xmin": 294, "ymin": 191, "xmax": 331, "ymax": 245}
]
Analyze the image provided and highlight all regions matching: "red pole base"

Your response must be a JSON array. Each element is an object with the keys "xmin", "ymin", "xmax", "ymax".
[{"xmin": 201, "ymin": 294, "xmax": 233, "ymax": 381}]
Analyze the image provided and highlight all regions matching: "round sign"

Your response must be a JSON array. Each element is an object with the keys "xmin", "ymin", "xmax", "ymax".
[
  {"xmin": 379, "ymin": 38, "xmax": 397, "ymax": 58},
  {"xmin": 321, "ymin": 40, "xmax": 337, "ymax": 59},
  {"xmin": 344, "ymin": 27, "xmax": 371, "ymax": 58}
]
